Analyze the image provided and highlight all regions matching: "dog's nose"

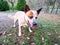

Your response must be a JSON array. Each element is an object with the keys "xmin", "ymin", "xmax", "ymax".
[
  {"xmin": 33, "ymin": 22, "xmax": 37, "ymax": 26},
  {"xmin": 33, "ymin": 23, "xmax": 37, "ymax": 26}
]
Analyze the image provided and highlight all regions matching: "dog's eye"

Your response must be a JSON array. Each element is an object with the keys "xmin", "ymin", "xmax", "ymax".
[
  {"xmin": 29, "ymin": 16, "xmax": 33, "ymax": 19},
  {"xmin": 35, "ymin": 17, "xmax": 37, "ymax": 19}
]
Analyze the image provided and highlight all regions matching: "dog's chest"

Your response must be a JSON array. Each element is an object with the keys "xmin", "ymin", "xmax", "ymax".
[
  {"xmin": 20, "ymin": 19, "xmax": 28, "ymax": 26},
  {"xmin": 18, "ymin": 15, "xmax": 28, "ymax": 26},
  {"xmin": 21, "ymin": 19, "xmax": 26, "ymax": 24},
  {"xmin": 15, "ymin": 11, "xmax": 28, "ymax": 26}
]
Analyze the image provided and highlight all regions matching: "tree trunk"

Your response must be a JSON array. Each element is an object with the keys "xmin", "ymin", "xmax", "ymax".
[
  {"xmin": 51, "ymin": 6, "xmax": 54, "ymax": 13},
  {"xmin": 46, "ymin": 6, "xmax": 49, "ymax": 13},
  {"xmin": 55, "ymin": 4, "xmax": 59, "ymax": 14},
  {"xmin": 51, "ymin": 0, "xmax": 57, "ymax": 13},
  {"xmin": 12, "ymin": 2, "xmax": 14, "ymax": 11}
]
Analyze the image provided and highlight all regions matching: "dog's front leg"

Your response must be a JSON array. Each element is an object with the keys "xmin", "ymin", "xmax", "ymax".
[
  {"xmin": 18, "ymin": 26, "xmax": 22, "ymax": 36},
  {"xmin": 29, "ymin": 27, "xmax": 32, "ymax": 32},
  {"xmin": 27, "ymin": 22, "xmax": 32, "ymax": 32}
]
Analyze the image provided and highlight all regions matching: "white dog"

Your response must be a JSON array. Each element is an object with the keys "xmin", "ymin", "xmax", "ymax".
[{"xmin": 8, "ymin": 7, "xmax": 42, "ymax": 36}]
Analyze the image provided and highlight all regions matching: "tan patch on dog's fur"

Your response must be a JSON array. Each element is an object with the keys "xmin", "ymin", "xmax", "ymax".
[{"xmin": 26, "ymin": 11, "xmax": 33, "ymax": 17}]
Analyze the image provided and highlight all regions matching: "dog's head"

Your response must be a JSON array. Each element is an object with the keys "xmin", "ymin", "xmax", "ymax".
[{"xmin": 24, "ymin": 5, "xmax": 42, "ymax": 29}]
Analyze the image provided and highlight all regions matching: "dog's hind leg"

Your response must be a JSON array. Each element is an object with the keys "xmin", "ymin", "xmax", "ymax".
[{"xmin": 13, "ymin": 18, "xmax": 17, "ymax": 27}]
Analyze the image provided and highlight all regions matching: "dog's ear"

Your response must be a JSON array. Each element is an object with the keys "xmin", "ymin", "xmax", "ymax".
[
  {"xmin": 24, "ymin": 4, "xmax": 30, "ymax": 13},
  {"xmin": 37, "ymin": 8, "xmax": 42, "ymax": 14}
]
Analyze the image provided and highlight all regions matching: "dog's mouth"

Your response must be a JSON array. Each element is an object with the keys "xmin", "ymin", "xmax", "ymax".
[
  {"xmin": 31, "ymin": 25, "xmax": 36, "ymax": 29},
  {"xmin": 28, "ymin": 21, "xmax": 37, "ymax": 29},
  {"xmin": 30, "ymin": 24, "xmax": 37, "ymax": 29},
  {"xmin": 28, "ymin": 24, "xmax": 36, "ymax": 29}
]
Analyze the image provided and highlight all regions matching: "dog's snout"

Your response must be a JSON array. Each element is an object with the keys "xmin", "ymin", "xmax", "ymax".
[
  {"xmin": 33, "ymin": 23, "xmax": 37, "ymax": 26},
  {"xmin": 33, "ymin": 22, "xmax": 37, "ymax": 26}
]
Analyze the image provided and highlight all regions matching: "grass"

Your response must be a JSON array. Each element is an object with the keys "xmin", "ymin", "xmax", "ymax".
[{"xmin": 0, "ymin": 13, "xmax": 60, "ymax": 45}]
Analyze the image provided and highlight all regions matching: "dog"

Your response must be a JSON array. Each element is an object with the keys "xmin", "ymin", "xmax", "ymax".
[{"xmin": 8, "ymin": 5, "xmax": 42, "ymax": 36}]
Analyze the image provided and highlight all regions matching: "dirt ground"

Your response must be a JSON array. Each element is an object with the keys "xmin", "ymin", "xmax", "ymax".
[
  {"xmin": 40, "ymin": 12, "xmax": 60, "ymax": 22},
  {"xmin": 0, "ymin": 12, "xmax": 15, "ymax": 33}
]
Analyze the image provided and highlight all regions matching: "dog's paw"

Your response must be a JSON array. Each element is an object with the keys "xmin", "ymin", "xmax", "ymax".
[
  {"xmin": 29, "ymin": 28, "xmax": 33, "ymax": 32},
  {"xmin": 18, "ymin": 33, "xmax": 21, "ymax": 36},
  {"xmin": 29, "ymin": 29, "xmax": 32, "ymax": 32}
]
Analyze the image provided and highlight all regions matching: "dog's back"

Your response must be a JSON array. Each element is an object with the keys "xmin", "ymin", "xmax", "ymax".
[{"xmin": 14, "ymin": 11, "xmax": 25, "ymax": 19}]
